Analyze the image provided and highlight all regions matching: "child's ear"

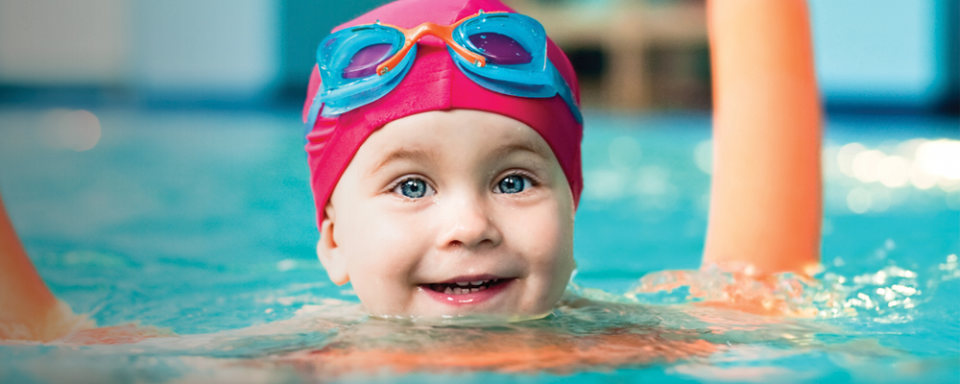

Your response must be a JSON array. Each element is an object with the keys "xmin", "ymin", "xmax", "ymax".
[{"xmin": 316, "ymin": 203, "xmax": 350, "ymax": 286}]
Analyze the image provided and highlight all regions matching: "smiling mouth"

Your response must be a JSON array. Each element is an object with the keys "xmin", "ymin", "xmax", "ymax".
[{"xmin": 423, "ymin": 278, "xmax": 511, "ymax": 295}]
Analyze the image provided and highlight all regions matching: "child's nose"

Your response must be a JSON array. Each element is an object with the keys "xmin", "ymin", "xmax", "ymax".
[{"xmin": 436, "ymin": 193, "xmax": 502, "ymax": 250}]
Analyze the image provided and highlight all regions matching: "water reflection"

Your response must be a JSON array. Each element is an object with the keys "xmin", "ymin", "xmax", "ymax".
[
  {"xmin": 38, "ymin": 109, "xmax": 102, "ymax": 152},
  {"xmin": 827, "ymin": 138, "xmax": 960, "ymax": 214}
]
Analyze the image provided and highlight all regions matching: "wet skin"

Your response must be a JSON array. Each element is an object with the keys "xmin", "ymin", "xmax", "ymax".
[{"xmin": 317, "ymin": 109, "xmax": 576, "ymax": 318}]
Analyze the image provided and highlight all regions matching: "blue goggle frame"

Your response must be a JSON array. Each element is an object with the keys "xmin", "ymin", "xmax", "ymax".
[{"xmin": 305, "ymin": 11, "xmax": 582, "ymax": 130}]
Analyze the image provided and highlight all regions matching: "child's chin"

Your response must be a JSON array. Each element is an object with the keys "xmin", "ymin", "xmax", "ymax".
[
  {"xmin": 364, "ymin": 281, "xmax": 560, "ymax": 320},
  {"xmin": 394, "ymin": 307, "xmax": 552, "ymax": 324},
  {"xmin": 406, "ymin": 299, "xmax": 556, "ymax": 322}
]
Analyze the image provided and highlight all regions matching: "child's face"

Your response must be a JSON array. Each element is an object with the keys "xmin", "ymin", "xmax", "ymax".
[{"xmin": 317, "ymin": 109, "xmax": 575, "ymax": 318}]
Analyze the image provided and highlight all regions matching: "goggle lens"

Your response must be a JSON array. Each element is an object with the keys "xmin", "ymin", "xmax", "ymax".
[
  {"xmin": 343, "ymin": 43, "xmax": 394, "ymax": 79},
  {"xmin": 466, "ymin": 32, "xmax": 532, "ymax": 65},
  {"xmin": 309, "ymin": 12, "xmax": 580, "ymax": 124}
]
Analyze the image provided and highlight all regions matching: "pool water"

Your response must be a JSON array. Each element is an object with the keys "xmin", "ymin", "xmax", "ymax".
[{"xmin": 0, "ymin": 109, "xmax": 957, "ymax": 383}]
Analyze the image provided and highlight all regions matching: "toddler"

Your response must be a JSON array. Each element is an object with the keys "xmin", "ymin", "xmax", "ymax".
[
  {"xmin": 300, "ymin": 0, "xmax": 822, "ymax": 318},
  {"xmin": 0, "ymin": 0, "xmax": 822, "ymax": 341},
  {"xmin": 303, "ymin": 0, "xmax": 584, "ymax": 318}
]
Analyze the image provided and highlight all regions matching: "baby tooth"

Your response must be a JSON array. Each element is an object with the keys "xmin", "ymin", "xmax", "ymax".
[
  {"xmin": 456, "ymin": 282, "xmax": 469, "ymax": 286},
  {"xmin": 470, "ymin": 288, "xmax": 479, "ymax": 293},
  {"xmin": 478, "ymin": 286, "xmax": 487, "ymax": 291},
  {"xmin": 444, "ymin": 287, "xmax": 453, "ymax": 294},
  {"xmin": 453, "ymin": 287, "xmax": 462, "ymax": 295},
  {"xmin": 471, "ymin": 280, "xmax": 484, "ymax": 285}
]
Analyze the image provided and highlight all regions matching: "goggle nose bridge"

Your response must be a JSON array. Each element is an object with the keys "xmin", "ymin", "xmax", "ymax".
[{"xmin": 375, "ymin": 19, "xmax": 488, "ymax": 76}]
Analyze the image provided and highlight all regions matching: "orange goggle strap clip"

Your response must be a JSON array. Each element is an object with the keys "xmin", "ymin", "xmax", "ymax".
[{"xmin": 375, "ymin": 12, "xmax": 497, "ymax": 76}]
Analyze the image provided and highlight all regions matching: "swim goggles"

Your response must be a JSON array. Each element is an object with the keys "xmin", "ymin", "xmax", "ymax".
[{"xmin": 305, "ymin": 11, "xmax": 583, "ymax": 129}]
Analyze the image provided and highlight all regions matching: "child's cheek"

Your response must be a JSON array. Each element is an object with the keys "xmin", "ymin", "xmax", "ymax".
[
  {"xmin": 502, "ymin": 193, "xmax": 575, "ymax": 310},
  {"xmin": 344, "ymin": 200, "xmax": 433, "ymax": 313},
  {"xmin": 520, "ymin": 191, "xmax": 573, "ymax": 262}
]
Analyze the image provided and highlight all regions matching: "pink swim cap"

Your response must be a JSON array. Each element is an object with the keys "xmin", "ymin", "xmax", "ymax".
[{"xmin": 303, "ymin": 0, "xmax": 583, "ymax": 226}]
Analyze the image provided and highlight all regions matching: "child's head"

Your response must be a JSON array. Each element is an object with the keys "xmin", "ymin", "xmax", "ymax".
[{"xmin": 302, "ymin": 0, "xmax": 583, "ymax": 318}]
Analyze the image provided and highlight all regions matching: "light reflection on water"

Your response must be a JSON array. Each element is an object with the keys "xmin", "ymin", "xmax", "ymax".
[
  {"xmin": 3, "ymin": 258, "xmax": 955, "ymax": 383},
  {"xmin": 631, "ymin": 253, "xmax": 957, "ymax": 321},
  {"xmin": 0, "ymin": 110, "xmax": 957, "ymax": 383}
]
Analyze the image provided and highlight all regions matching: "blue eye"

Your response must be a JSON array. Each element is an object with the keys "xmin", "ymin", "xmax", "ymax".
[
  {"xmin": 495, "ymin": 174, "xmax": 529, "ymax": 194},
  {"xmin": 394, "ymin": 178, "xmax": 434, "ymax": 199}
]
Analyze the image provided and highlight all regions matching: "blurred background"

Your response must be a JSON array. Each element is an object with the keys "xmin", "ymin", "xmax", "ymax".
[
  {"xmin": 0, "ymin": 0, "xmax": 956, "ymax": 338},
  {"xmin": 0, "ymin": 0, "xmax": 957, "ymax": 114}
]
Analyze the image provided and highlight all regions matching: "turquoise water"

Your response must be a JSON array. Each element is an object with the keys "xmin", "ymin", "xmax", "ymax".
[{"xmin": 0, "ymin": 109, "xmax": 957, "ymax": 382}]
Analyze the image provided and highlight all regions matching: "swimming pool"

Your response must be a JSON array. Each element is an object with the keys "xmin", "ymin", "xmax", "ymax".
[{"xmin": 0, "ymin": 108, "xmax": 957, "ymax": 383}]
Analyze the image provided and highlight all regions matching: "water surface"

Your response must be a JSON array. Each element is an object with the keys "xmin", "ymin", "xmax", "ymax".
[{"xmin": 0, "ymin": 109, "xmax": 957, "ymax": 383}]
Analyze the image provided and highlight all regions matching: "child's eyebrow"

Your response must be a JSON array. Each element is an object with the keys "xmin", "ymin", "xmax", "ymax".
[
  {"xmin": 490, "ymin": 141, "xmax": 552, "ymax": 162},
  {"xmin": 370, "ymin": 147, "xmax": 439, "ymax": 174}
]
